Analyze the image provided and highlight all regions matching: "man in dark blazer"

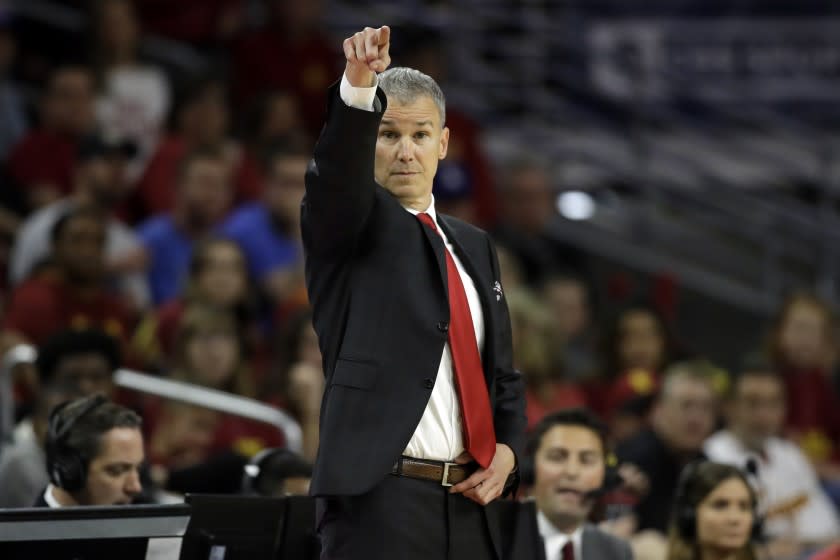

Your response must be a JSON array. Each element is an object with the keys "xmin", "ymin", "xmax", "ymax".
[
  {"xmin": 301, "ymin": 25, "xmax": 526, "ymax": 560},
  {"xmin": 501, "ymin": 409, "xmax": 633, "ymax": 560}
]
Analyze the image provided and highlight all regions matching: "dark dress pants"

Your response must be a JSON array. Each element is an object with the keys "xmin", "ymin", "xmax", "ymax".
[{"xmin": 316, "ymin": 473, "xmax": 498, "ymax": 560}]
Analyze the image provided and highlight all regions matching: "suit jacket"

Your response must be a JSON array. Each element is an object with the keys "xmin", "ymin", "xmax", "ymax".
[
  {"xmin": 499, "ymin": 500, "xmax": 633, "ymax": 560},
  {"xmin": 302, "ymin": 82, "xmax": 526, "ymax": 498}
]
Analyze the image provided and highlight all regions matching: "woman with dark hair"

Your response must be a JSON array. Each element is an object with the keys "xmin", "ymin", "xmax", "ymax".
[
  {"xmin": 589, "ymin": 302, "xmax": 681, "ymax": 443},
  {"xmin": 767, "ymin": 293, "xmax": 840, "ymax": 495},
  {"xmin": 667, "ymin": 462, "xmax": 758, "ymax": 560},
  {"xmin": 132, "ymin": 236, "xmax": 267, "ymax": 377}
]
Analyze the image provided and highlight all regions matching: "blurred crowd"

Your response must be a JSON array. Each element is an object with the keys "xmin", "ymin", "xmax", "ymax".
[{"xmin": 0, "ymin": 1, "xmax": 838, "ymax": 559}]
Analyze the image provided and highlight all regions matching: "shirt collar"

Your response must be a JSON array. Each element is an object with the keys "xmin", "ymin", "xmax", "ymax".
[
  {"xmin": 45, "ymin": 484, "xmax": 63, "ymax": 508},
  {"xmin": 404, "ymin": 194, "xmax": 438, "ymax": 223},
  {"xmin": 537, "ymin": 510, "xmax": 584, "ymax": 558}
]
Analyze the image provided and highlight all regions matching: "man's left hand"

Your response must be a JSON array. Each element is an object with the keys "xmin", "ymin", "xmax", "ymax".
[{"xmin": 449, "ymin": 444, "xmax": 515, "ymax": 505}]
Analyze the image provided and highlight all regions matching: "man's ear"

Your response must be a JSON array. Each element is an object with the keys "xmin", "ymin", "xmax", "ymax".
[{"xmin": 439, "ymin": 126, "xmax": 449, "ymax": 160}]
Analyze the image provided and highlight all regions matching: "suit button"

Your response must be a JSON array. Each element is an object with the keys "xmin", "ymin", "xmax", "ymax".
[
  {"xmin": 437, "ymin": 321, "xmax": 449, "ymax": 333},
  {"xmin": 424, "ymin": 378, "xmax": 435, "ymax": 389}
]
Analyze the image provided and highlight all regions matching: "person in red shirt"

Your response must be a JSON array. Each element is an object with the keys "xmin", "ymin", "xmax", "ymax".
[
  {"xmin": 589, "ymin": 303, "xmax": 680, "ymax": 443},
  {"xmin": 2, "ymin": 206, "xmax": 135, "ymax": 347},
  {"xmin": 6, "ymin": 65, "xmax": 97, "ymax": 210},
  {"xmin": 769, "ymin": 294, "xmax": 840, "ymax": 473}
]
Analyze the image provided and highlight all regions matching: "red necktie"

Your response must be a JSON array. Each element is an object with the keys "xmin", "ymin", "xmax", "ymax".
[
  {"xmin": 562, "ymin": 542, "xmax": 575, "ymax": 560},
  {"xmin": 417, "ymin": 212, "xmax": 496, "ymax": 468}
]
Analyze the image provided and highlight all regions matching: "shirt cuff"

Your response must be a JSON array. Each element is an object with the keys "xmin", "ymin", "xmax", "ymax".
[{"xmin": 339, "ymin": 72, "xmax": 378, "ymax": 112}]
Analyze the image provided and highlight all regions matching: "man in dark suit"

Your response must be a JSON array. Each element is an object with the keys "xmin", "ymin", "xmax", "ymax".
[
  {"xmin": 302, "ymin": 25, "xmax": 526, "ymax": 560},
  {"xmin": 502, "ymin": 409, "xmax": 633, "ymax": 560},
  {"xmin": 35, "ymin": 394, "xmax": 145, "ymax": 508}
]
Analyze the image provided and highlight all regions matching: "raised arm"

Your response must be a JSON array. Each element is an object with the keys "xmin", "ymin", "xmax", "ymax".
[{"xmin": 302, "ymin": 26, "xmax": 391, "ymax": 257}]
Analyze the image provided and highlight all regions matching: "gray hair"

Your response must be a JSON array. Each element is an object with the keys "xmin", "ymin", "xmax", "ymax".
[{"xmin": 379, "ymin": 67, "xmax": 446, "ymax": 126}]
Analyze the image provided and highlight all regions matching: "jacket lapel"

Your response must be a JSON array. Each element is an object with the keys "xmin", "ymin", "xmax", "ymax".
[
  {"xmin": 417, "ymin": 216, "xmax": 450, "ymax": 302},
  {"xmin": 437, "ymin": 215, "xmax": 496, "ymax": 387}
]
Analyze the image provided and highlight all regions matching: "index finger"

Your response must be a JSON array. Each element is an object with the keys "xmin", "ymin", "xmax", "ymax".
[{"xmin": 378, "ymin": 25, "xmax": 390, "ymax": 49}]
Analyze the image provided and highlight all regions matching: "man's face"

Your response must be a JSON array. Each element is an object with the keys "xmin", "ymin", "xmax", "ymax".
[
  {"xmin": 55, "ymin": 216, "xmax": 106, "ymax": 282},
  {"xmin": 54, "ymin": 353, "xmax": 114, "ymax": 397},
  {"xmin": 533, "ymin": 425, "xmax": 606, "ymax": 530},
  {"xmin": 375, "ymin": 96, "xmax": 449, "ymax": 210},
  {"xmin": 655, "ymin": 378, "xmax": 716, "ymax": 452},
  {"xmin": 730, "ymin": 375, "xmax": 785, "ymax": 449},
  {"xmin": 178, "ymin": 157, "xmax": 232, "ymax": 227},
  {"xmin": 81, "ymin": 427, "xmax": 144, "ymax": 505}
]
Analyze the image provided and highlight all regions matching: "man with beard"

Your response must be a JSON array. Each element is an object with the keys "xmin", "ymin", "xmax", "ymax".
[
  {"xmin": 137, "ymin": 145, "xmax": 233, "ymax": 305},
  {"xmin": 8, "ymin": 134, "xmax": 149, "ymax": 308}
]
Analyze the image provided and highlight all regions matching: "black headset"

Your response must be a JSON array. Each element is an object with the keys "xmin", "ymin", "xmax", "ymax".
[
  {"xmin": 45, "ymin": 394, "xmax": 108, "ymax": 493},
  {"xmin": 673, "ymin": 460, "xmax": 764, "ymax": 542},
  {"xmin": 521, "ymin": 448, "xmax": 624, "ymax": 499}
]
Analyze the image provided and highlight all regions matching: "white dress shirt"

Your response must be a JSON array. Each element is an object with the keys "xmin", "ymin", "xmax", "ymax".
[
  {"xmin": 704, "ymin": 429, "xmax": 840, "ymax": 542},
  {"xmin": 339, "ymin": 74, "xmax": 486, "ymax": 461},
  {"xmin": 537, "ymin": 510, "xmax": 583, "ymax": 560}
]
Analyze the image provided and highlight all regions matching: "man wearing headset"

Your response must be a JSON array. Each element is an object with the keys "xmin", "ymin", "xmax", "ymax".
[
  {"xmin": 35, "ymin": 394, "xmax": 144, "ymax": 507},
  {"xmin": 502, "ymin": 408, "xmax": 633, "ymax": 560}
]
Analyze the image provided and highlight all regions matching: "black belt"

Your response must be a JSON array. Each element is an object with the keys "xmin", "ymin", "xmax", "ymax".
[{"xmin": 390, "ymin": 456, "xmax": 477, "ymax": 487}]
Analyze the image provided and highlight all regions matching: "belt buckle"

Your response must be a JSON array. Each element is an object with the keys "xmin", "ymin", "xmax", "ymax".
[{"xmin": 441, "ymin": 462, "xmax": 459, "ymax": 487}]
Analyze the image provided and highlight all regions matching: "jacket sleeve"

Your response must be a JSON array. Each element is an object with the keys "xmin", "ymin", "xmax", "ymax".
[
  {"xmin": 485, "ymin": 233, "xmax": 527, "ymax": 467},
  {"xmin": 301, "ymin": 81, "xmax": 388, "ymax": 258}
]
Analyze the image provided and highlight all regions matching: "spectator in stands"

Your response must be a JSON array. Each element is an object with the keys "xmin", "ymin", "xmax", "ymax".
[
  {"xmin": 169, "ymin": 305, "xmax": 255, "ymax": 397},
  {"xmin": 591, "ymin": 303, "xmax": 676, "ymax": 443},
  {"xmin": 137, "ymin": 146, "xmax": 234, "ymax": 305},
  {"xmin": 231, "ymin": 0, "xmax": 336, "ymax": 137},
  {"xmin": 507, "ymin": 288, "xmax": 586, "ymax": 430},
  {"xmin": 132, "ymin": 237, "xmax": 262, "ymax": 373},
  {"xmin": 616, "ymin": 364, "xmax": 717, "ymax": 535},
  {"xmin": 492, "ymin": 156, "xmax": 590, "ymax": 287},
  {"xmin": 145, "ymin": 307, "xmax": 283, "ymax": 486},
  {"xmin": 35, "ymin": 328, "xmax": 122, "ymax": 399},
  {"xmin": 91, "ymin": 0, "xmax": 171, "ymax": 183},
  {"xmin": 501, "ymin": 408, "xmax": 633, "ymax": 560},
  {"xmin": 131, "ymin": 74, "xmax": 260, "ymax": 222},
  {"xmin": 0, "ymin": 382, "xmax": 81, "ymax": 507},
  {"xmin": 704, "ymin": 360, "xmax": 840, "ymax": 550},
  {"xmin": 541, "ymin": 271, "xmax": 599, "ymax": 381},
  {"xmin": 221, "ymin": 141, "xmax": 306, "ymax": 308},
  {"xmin": 242, "ymin": 90, "xmax": 309, "ymax": 167},
  {"xmin": 36, "ymin": 394, "xmax": 144, "ymax": 507},
  {"xmin": 3, "ymin": 206, "xmax": 136, "ymax": 346},
  {"xmin": 6, "ymin": 65, "xmax": 96, "ymax": 209},
  {"xmin": 9, "ymin": 134, "xmax": 149, "ymax": 309},
  {"xmin": 769, "ymin": 294, "xmax": 840, "ymax": 479},
  {"xmin": 666, "ymin": 461, "xmax": 759, "ymax": 560}
]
